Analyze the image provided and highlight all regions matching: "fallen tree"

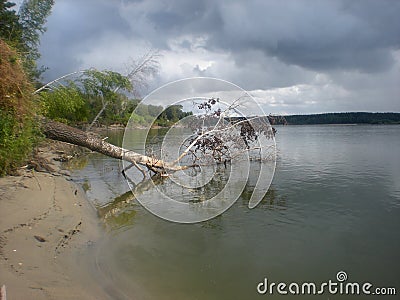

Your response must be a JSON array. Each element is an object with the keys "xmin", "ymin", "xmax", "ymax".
[
  {"xmin": 41, "ymin": 97, "xmax": 279, "ymax": 179},
  {"xmin": 41, "ymin": 118, "xmax": 186, "ymax": 174}
]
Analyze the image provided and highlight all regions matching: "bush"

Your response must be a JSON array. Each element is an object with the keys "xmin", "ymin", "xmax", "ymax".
[
  {"xmin": 0, "ymin": 110, "xmax": 38, "ymax": 175},
  {"xmin": 39, "ymin": 84, "xmax": 89, "ymax": 124},
  {"xmin": 0, "ymin": 39, "xmax": 38, "ymax": 175}
]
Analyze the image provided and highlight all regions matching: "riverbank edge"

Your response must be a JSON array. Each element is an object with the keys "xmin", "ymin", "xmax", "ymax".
[{"xmin": 0, "ymin": 141, "xmax": 109, "ymax": 299}]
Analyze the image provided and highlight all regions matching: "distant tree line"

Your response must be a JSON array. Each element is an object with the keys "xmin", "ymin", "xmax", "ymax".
[
  {"xmin": 115, "ymin": 101, "xmax": 192, "ymax": 127},
  {"xmin": 273, "ymin": 112, "xmax": 400, "ymax": 125}
]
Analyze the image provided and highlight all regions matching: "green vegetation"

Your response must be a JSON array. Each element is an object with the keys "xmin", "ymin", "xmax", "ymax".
[
  {"xmin": 279, "ymin": 112, "xmax": 400, "ymax": 125},
  {"xmin": 39, "ymin": 71, "xmax": 191, "ymax": 127},
  {"xmin": 0, "ymin": 111, "xmax": 38, "ymax": 175},
  {"xmin": 80, "ymin": 69, "xmax": 136, "ymax": 127},
  {"xmin": 39, "ymin": 69, "xmax": 134, "ymax": 126},
  {"xmin": 0, "ymin": 0, "xmax": 54, "ymax": 82},
  {"xmin": 18, "ymin": 0, "xmax": 54, "ymax": 81},
  {"xmin": 0, "ymin": 1, "xmax": 23, "ymax": 50},
  {"xmin": 157, "ymin": 105, "xmax": 192, "ymax": 127},
  {"xmin": 0, "ymin": 40, "xmax": 39, "ymax": 176},
  {"xmin": 40, "ymin": 84, "xmax": 88, "ymax": 124},
  {"xmin": 0, "ymin": 0, "xmax": 53, "ymax": 175},
  {"xmin": 130, "ymin": 104, "xmax": 192, "ymax": 127}
]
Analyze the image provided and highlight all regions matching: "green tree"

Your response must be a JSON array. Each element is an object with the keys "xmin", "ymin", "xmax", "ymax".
[
  {"xmin": 37, "ymin": 70, "xmax": 135, "ymax": 126},
  {"xmin": 147, "ymin": 104, "xmax": 163, "ymax": 117},
  {"xmin": 81, "ymin": 69, "xmax": 132, "ymax": 98},
  {"xmin": 39, "ymin": 83, "xmax": 89, "ymax": 125},
  {"xmin": 158, "ymin": 105, "xmax": 192, "ymax": 125},
  {"xmin": 18, "ymin": 0, "xmax": 54, "ymax": 81},
  {"xmin": 80, "ymin": 69, "xmax": 133, "ymax": 127},
  {"xmin": 0, "ymin": 1, "xmax": 23, "ymax": 47}
]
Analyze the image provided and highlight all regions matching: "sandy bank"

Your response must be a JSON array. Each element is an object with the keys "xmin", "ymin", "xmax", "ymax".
[{"xmin": 0, "ymin": 144, "xmax": 108, "ymax": 299}]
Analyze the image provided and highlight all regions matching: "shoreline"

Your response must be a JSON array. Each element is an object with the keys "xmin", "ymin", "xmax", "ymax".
[{"xmin": 0, "ymin": 142, "xmax": 108, "ymax": 299}]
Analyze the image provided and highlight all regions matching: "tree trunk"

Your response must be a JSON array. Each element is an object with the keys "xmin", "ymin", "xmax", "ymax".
[{"xmin": 41, "ymin": 118, "xmax": 184, "ymax": 172}]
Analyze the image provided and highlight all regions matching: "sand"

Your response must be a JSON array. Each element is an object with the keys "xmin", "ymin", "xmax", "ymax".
[{"xmin": 0, "ymin": 144, "xmax": 109, "ymax": 299}]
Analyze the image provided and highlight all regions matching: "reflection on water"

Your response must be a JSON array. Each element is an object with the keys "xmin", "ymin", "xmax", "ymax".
[
  {"xmin": 97, "ymin": 173, "xmax": 287, "ymax": 231},
  {"xmin": 97, "ymin": 175, "xmax": 166, "ymax": 230},
  {"xmin": 242, "ymin": 185, "xmax": 287, "ymax": 210},
  {"xmin": 71, "ymin": 125, "xmax": 400, "ymax": 300}
]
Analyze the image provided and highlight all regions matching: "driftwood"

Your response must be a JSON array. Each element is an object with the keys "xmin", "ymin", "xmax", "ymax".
[{"xmin": 41, "ymin": 118, "xmax": 186, "ymax": 174}]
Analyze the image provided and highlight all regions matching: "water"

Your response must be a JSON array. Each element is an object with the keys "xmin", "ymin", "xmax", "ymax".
[{"xmin": 70, "ymin": 125, "xmax": 400, "ymax": 299}]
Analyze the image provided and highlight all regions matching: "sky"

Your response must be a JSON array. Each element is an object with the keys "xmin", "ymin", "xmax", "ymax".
[{"xmin": 30, "ymin": 0, "xmax": 400, "ymax": 114}]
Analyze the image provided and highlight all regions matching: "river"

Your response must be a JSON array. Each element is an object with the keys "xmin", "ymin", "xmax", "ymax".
[{"xmin": 69, "ymin": 125, "xmax": 400, "ymax": 299}]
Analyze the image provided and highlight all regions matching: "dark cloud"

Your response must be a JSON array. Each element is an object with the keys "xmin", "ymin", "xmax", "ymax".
[
  {"xmin": 212, "ymin": 0, "xmax": 400, "ymax": 73},
  {"xmin": 111, "ymin": 0, "xmax": 400, "ymax": 73},
  {"xmin": 147, "ymin": 1, "xmax": 207, "ymax": 30},
  {"xmin": 38, "ymin": 0, "xmax": 400, "ymax": 113},
  {"xmin": 41, "ymin": 0, "xmax": 400, "ymax": 75},
  {"xmin": 118, "ymin": 0, "xmax": 223, "ymax": 50},
  {"xmin": 39, "ymin": 0, "xmax": 131, "ymax": 79}
]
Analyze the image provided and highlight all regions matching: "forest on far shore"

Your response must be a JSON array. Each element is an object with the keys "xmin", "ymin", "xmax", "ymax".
[{"xmin": 274, "ymin": 112, "xmax": 400, "ymax": 125}]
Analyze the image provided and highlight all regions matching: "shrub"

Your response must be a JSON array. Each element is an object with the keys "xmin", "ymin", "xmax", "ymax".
[
  {"xmin": 0, "ymin": 39, "xmax": 38, "ymax": 176},
  {"xmin": 39, "ymin": 84, "xmax": 89, "ymax": 125}
]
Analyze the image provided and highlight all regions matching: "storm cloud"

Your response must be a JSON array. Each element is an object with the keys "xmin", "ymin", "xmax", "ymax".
[{"xmin": 36, "ymin": 0, "xmax": 400, "ymax": 114}]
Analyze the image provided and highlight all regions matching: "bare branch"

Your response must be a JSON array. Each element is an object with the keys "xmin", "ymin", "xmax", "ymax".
[{"xmin": 33, "ymin": 70, "xmax": 87, "ymax": 94}]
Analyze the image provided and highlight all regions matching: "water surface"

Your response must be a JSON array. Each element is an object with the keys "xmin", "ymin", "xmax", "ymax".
[{"xmin": 71, "ymin": 125, "xmax": 400, "ymax": 299}]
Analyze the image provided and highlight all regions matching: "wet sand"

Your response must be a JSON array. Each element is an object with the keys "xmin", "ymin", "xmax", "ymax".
[{"xmin": 0, "ymin": 144, "xmax": 108, "ymax": 299}]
